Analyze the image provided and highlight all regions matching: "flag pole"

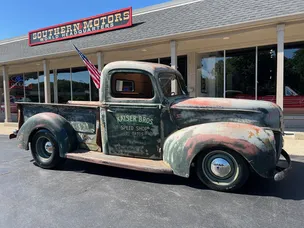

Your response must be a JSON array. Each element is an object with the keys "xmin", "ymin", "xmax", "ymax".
[{"xmin": 72, "ymin": 43, "xmax": 101, "ymax": 92}]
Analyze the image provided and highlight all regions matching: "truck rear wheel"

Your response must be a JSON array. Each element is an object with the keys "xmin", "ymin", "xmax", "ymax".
[
  {"xmin": 30, "ymin": 129, "xmax": 65, "ymax": 169},
  {"xmin": 196, "ymin": 149, "xmax": 249, "ymax": 192}
]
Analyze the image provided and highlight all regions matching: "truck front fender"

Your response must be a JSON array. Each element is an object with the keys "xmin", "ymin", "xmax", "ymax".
[
  {"xmin": 17, "ymin": 112, "xmax": 77, "ymax": 157},
  {"xmin": 163, "ymin": 122, "xmax": 277, "ymax": 179}
]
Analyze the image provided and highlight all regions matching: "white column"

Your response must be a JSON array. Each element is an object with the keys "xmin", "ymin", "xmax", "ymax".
[
  {"xmin": 276, "ymin": 24, "xmax": 285, "ymax": 109},
  {"xmin": 170, "ymin": 41, "xmax": 177, "ymax": 70},
  {"xmin": 187, "ymin": 52, "xmax": 197, "ymax": 97},
  {"xmin": 43, "ymin": 60, "xmax": 51, "ymax": 103},
  {"xmin": 97, "ymin": 52, "xmax": 104, "ymax": 101},
  {"xmin": 2, "ymin": 66, "xmax": 11, "ymax": 122},
  {"xmin": 53, "ymin": 69, "xmax": 58, "ymax": 103},
  {"xmin": 170, "ymin": 40, "xmax": 178, "ymax": 94},
  {"xmin": 37, "ymin": 72, "xmax": 41, "ymax": 103}
]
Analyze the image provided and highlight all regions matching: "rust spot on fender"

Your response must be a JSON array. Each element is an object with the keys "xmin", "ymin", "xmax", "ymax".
[
  {"xmin": 184, "ymin": 134, "xmax": 260, "ymax": 160},
  {"xmin": 248, "ymin": 131, "xmax": 254, "ymax": 138},
  {"xmin": 171, "ymin": 98, "xmax": 233, "ymax": 108},
  {"xmin": 255, "ymin": 128, "xmax": 260, "ymax": 135}
]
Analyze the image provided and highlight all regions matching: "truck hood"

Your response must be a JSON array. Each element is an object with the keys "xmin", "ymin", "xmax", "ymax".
[{"xmin": 170, "ymin": 97, "xmax": 283, "ymax": 132}]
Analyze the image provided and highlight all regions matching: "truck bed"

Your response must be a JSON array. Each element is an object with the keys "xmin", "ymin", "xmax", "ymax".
[{"xmin": 17, "ymin": 102, "xmax": 102, "ymax": 151}]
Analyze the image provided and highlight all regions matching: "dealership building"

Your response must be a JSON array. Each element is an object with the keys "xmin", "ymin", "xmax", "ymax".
[{"xmin": 1, "ymin": 0, "xmax": 304, "ymax": 130}]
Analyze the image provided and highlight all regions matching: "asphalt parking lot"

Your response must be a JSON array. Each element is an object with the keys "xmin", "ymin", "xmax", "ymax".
[{"xmin": 1, "ymin": 135, "xmax": 304, "ymax": 228}]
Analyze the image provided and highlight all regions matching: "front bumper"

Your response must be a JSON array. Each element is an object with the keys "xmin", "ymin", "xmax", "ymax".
[
  {"xmin": 9, "ymin": 130, "xmax": 18, "ymax": 139},
  {"xmin": 273, "ymin": 149, "xmax": 291, "ymax": 181}
]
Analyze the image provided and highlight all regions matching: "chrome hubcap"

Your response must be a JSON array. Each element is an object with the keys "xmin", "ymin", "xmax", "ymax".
[
  {"xmin": 210, "ymin": 158, "xmax": 231, "ymax": 178},
  {"xmin": 44, "ymin": 141, "xmax": 54, "ymax": 154}
]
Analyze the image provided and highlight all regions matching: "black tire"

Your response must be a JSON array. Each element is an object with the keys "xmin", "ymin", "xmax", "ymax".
[
  {"xmin": 196, "ymin": 149, "xmax": 249, "ymax": 192},
  {"xmin": 30, "ymin": 129, "xmax": 65, "ymax": 169}
]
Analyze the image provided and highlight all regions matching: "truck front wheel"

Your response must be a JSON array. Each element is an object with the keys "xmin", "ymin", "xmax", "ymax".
[
  {"xmin": 196, "ymin": 149, "xmax": 249, "ymax": 192},
  {"xmin": 30, "ymin": 129, "xmax": 65, "ymax": 169}
]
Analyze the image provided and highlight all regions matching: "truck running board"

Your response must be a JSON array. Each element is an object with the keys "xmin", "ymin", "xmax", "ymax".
[{"xmin": 66, "ymin": 150, "xmax": 173, "ymax": 174}]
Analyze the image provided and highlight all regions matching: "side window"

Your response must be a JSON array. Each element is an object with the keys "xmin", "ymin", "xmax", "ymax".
[
  {"xmin": 111, "ymin": 72, "xmax": 154, "ymax": 99},
  {"xmin": 158, "ymin": 73, "xmax": 186, "ymax": 97}
]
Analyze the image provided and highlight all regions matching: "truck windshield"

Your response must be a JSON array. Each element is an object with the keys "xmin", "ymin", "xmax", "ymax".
[{"xmin": 158, "ymin": 72, "xmax": 188, "ymax": 98}]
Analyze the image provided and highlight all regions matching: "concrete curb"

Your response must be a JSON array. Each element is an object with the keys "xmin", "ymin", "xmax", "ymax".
[
  {"xmin": 284, "ymin": 131, "xmax": 304, "ymax": 140},
  {"xmin": 2, "ymin": 122, "xmax": 18, "ymax": 127}
]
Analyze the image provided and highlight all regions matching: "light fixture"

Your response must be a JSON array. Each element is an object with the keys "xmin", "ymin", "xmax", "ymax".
[
  {"xmin": 223, "ymin": 37, "xmax": 230, "ymax": 40},
  {"xmin": 141, "ymin": 49, "xmax": 147, "ymax": 52}
]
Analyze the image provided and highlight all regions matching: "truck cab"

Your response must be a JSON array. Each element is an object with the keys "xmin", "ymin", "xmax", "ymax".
[{"xmin": 11, "ymin": 61, "xmax": 291, "ymax": 192}]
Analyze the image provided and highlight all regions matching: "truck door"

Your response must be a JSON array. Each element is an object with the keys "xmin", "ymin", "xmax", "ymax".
[{"xmin": 104, "ymin": 69, "xmax": 162, "ymax": 159}]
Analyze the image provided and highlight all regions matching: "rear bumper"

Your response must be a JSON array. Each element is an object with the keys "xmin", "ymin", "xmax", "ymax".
[{"xmin": 273, "ymin": 149, "xmax": 291, "ymax": 181}]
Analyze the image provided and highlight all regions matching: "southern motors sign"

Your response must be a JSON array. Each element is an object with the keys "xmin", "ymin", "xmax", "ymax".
[{"xmin": 28, "ymin": 7, "xmax": 132, "ymax": 46}]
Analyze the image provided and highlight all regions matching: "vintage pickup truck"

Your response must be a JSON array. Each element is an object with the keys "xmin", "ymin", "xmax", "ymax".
[{"xmin": 10, "ymin": 61, "xmax": 291, "ymax": 192}]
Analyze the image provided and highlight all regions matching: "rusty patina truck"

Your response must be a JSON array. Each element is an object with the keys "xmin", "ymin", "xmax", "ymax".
[{"xmin": 10, "ymin": 61, "xmax": 291, "ymax": 192}]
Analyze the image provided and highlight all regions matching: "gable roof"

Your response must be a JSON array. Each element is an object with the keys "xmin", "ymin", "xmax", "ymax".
[{"xmin": 1, "ymin": 0, "xmax": 304, "ymax": 64}]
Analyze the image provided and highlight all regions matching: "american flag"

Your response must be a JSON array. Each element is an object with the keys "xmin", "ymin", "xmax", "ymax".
[{"xmin": 73, "ymin": 44, "xmax": 101, "ymax": 89}]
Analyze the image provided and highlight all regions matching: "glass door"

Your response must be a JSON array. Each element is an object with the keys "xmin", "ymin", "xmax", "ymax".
[{"xmin": 199, "ymin": 52, "xmax": 224, "ymax": 97}]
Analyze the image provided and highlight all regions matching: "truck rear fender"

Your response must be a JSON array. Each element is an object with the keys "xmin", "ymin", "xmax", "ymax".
[
  {"xmin": 17, "ymin": 112, "xmax": 78, "ymax": 157},
  {"xmin": 162, "ymin": 122, "xmax": 277, "ymax": 178}
]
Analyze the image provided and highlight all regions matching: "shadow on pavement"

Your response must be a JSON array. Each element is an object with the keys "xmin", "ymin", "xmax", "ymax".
[
  {"xmin": 240, "ymin": 156, "xmax": 304, "ymax": 200},
  {"xmin": 33, "ymin": 155, "xmax": 304, "ymax": 200}
]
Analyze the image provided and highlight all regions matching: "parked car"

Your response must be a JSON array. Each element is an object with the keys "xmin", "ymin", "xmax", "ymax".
[
  {"xmin": 1, "ymin": 95, "xmax": 17, "ymax": 113},
  {"xmin": 230, "ymin": 86, "xmax": 304, "ymax": 108},
  {"xmin": 10, "ymin": 61, "xmax": 291, "ymax": 192}
]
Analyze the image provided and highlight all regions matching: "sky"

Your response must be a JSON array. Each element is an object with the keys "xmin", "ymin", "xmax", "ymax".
[{"xmin": 0, "ymin": 0, "xmax": 169, "ymax": 40}]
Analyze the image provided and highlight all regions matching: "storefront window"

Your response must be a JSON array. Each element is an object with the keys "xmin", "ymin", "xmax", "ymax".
[
  {"xmin": 178, "ymin": 56, "xmax": 188, "ymax": 86},
  {"xmin": 139, "ymin": 58, "xmax": 158, "ymax": 63},
  {"xmin": 284, "ymin": 42, "xmax": 304, "ymax": 111},
  {"xmin": 39, "ymin": 72, "xmax": 44, "ymax": 103},
  {"xmin": 71, "ymin": 67, "xmax": 90, "ymax": 101},
  {"xmin": 200, "ymin": 52, "xmax": 224, "ymax": 97},
  {"xmin": 24, "ymin": 72, "xmax": 39, "ymax": 102},
  {"xmin": 257, "ymin": 46, "xmax": 277, "ymax": 102},
  {"xmin": 226, "ymin": 48, "xmax": 256, "ymax": 99},
  {"xmin": 50, "ymin": 70, "xmax": 54, "ymax": 103},
  {"xmin": 91, "ymin": 65, "xmax": 99, "ymax": 101},
  {"xmin": 160, "ymin": 57, "xmax": 171, "ymax": 66},
  {"xmin": 9, "ymin": 73, "xmax": 24, "ymax": 102},
  {"xmin": 57, "ymin": 68, "xmax": 71, "ymax": 103},
  {"xmin": 160, "ymin": 56, "xmax": 188, "ymax": 85}
]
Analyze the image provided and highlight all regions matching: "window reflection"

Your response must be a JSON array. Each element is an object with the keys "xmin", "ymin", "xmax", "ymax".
[
  {"xmin": 200, "ymin": 52, "xmax": 224, "ymax": 97},
  {"xmin": 159, "ymin": 56, "xmax": 188, "ymax": 84},
  {"xmin": 284, "ymin": 42, "xmax": 304, "ymax": 110},
  {"xmin": 50, "ymin": 70, "xmax": 54, "ymax": 103},
  {"xmin": 226, "ymin": 48, "xmax": 255, "ymax": 99},
  {"xmin": 9, "ymin": 74, "xmax": 24, "ymax": 104},
  {"xmin": 257, "ymin": 46, "xmax": 277, "ymax": 102},
  {"xmin": 72, "ymin": 67, "xmax": 90, "ymax": 101},
  {"xmin": 24, "ymin": 72, "xmax": 39, "ymax": 102},
  {"xmin": 39, "ymin": 72, "xmax": 44, "ymax": 103},
  {"xmin": 57, "ymin": 68, "xmax": 71, "ymax": 103}
]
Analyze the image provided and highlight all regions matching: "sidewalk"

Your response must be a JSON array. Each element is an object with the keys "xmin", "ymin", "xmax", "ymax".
[{"xmin": 0, "ymin": 123, "xmax": 18, "ymax": 136}]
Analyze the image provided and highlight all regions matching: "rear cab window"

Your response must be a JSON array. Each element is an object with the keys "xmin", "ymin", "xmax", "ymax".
[{"xmin": 110, "ymin": 71, "xmax": 154, "ymax": 99}]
